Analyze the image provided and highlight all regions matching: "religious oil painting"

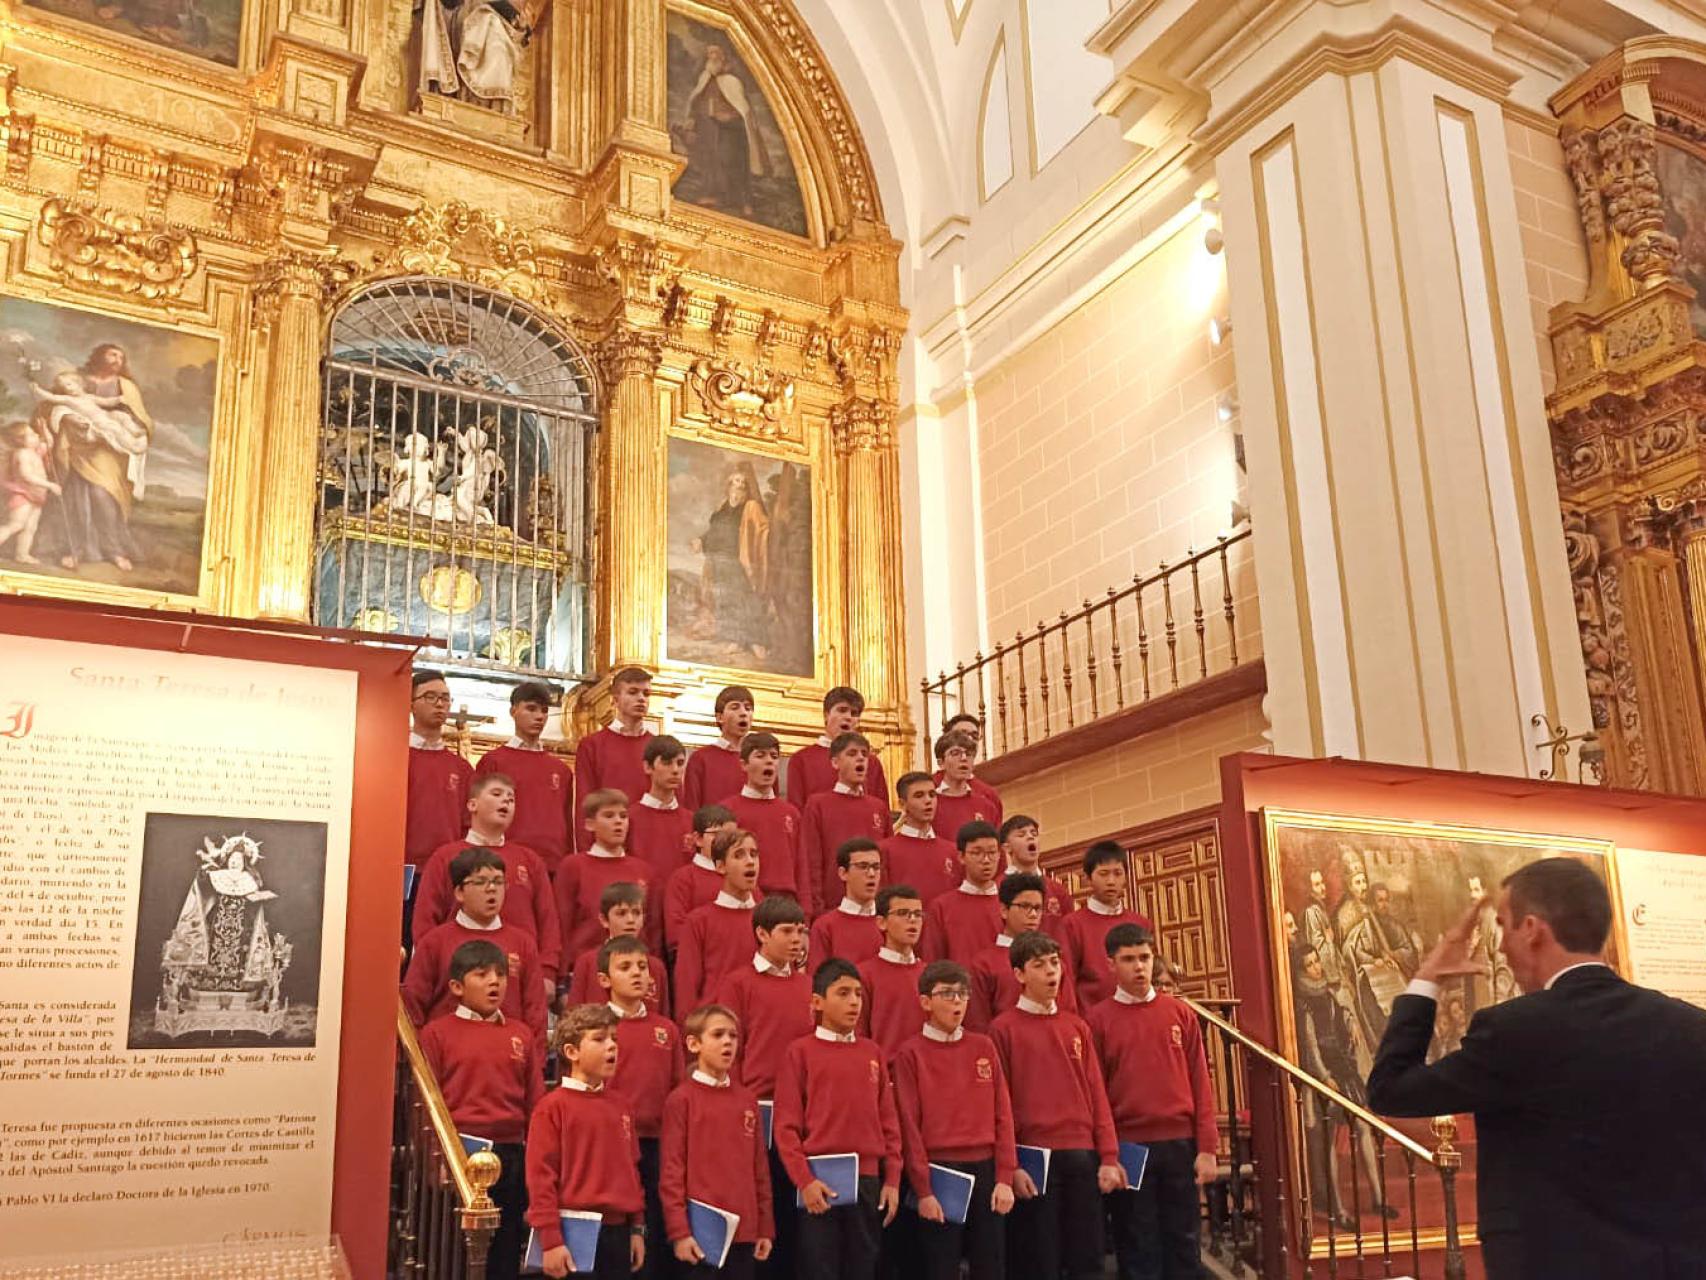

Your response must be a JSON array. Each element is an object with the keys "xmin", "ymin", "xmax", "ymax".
[
  {"xmin": 1658, "ymin": 141, "xmax": 1706, "ymax": 336},
  {"xmin": 0, "ymin": 294, "xmax": 219, "ymax": 598},
  {"xmin": 128, "ymin": 813, "xmax": 327, "ymax": 1050},
  {"xmin": 667, "ymin": 436, "xmax": 814, "ymax": 677},
  {"xmin": 666, "ymin": 10, "xmax": 809, "ymax": 238},
  {"xmin": 1262, "ymin": 808, "xmax": 1617, "ymax": 1252},
  {"xmin": 22, "ymin": 0, "xmax": 244, "ymax": 66}
]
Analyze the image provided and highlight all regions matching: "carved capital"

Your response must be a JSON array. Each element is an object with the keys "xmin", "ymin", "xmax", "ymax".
[
  {"xmin": 688, "ymin": 357, "xmax": 795, "ymax": 436},
  {"xmin": 596, "ymin": 326, "xmax": 664, "ymax": 386},
  {"xmin": 254, "ymin": 250, "xmax": 354, "ymax": 327},
  {"xmin": 1597, "ymin": 118, "xmax": 1681, "ymax": 289},
  {"xmin": 830, "ymin": 395, "xmax": 893, "ymax": 455},
  {"xmin": 35, "ymin": 197, "xmax": 198, "ymax": 302},
  {"xmin": 594, "ymin": 235, "xmax": 680, "ymax": 307}
]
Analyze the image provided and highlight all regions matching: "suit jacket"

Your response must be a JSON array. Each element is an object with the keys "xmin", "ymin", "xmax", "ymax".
[{"xmin": 1366, "ymin": 965, "xmax": 1706, "ymax": 1280}]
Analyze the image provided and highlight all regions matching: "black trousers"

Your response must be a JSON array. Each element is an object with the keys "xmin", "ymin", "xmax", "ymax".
[
  {"xmin": 1005, "ymin": 1148, "xmax": 1104, "ymax": 1280},
  {"xmin": 759, "ymin": 1142, "xmax": 798, "ymax": 1280},
  {"xmin": 796, "ymin": 1174, "xmax": 882, "ymax": 1280},
  {"xmin": 487, "ymin": 1141, "xmax": 528, "ymax": 1280},
  {"xmin": 915, "ymin": 1158, "xmax": 1004, "ymax": 1280},
  {"xmin": 1109, "ymin": 1138, "xmax": 1202, "ymax": 1280},
  {"xmin": 638, "ymin": 1137, "xmax": 669, "ymax": 1280},
  {"xmin": 593, "ymin": 1224, "xmax": 636, "ymax": 1280},
  {"xmin": 682, "ymin": 1241, "xmax": 755, "ymax": 1280}
]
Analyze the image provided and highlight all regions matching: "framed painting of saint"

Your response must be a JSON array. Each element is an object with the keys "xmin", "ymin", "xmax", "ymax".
[
  {"xmin": 666, "ymin": 9, "xmax": 809, "ymax": 238},
  {"xmin": 666, "ymin": 436, "xmax": 814, "ymax": 677},
  {"xmin": 20, "ymin": 0, "xmax": 245, "ymax": 66},
  {"xmin": 1262, "ymin": 808, "xmax": 1619, "ymax": 1255},
  {"xmin": 0, "ymin": 293, "xmax": 220, "ymax": 600}
]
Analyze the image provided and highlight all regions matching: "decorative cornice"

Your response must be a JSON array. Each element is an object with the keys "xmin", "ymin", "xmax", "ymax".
[
  {"xmin": 374, "ymin": 199, "xmax": 548, "ymax": 302},
  {"xmin": 829, "ymin": 394, "xmax": 893, "ymax": 455},
  {"xmin": 596, "ymin": 325, "xmax": 664, "ymax": 387},
  {"xmin": 34, "ymin": 196, "xmax": 198, "ymax": 301}
]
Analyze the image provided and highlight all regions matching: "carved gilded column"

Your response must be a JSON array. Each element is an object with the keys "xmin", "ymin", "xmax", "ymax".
[
  {"xmin": 832, "ymin": 394, "xmax": 902, "ymax": 709},
  {"xmin": 595, "ymin": 325, "xmax": 665, "ymax": 669}
]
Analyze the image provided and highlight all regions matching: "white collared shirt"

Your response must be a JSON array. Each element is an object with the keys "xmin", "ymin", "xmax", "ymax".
[
  {"xmin": 995, "ymin": 934, "xmax": 1014, "ymax": 948},
  {"xmin": 505, "ymin": 735, "xmax": 545, "ymax": 752},
  {"xmin": 587, "ymin": 843, "xmax": 625, "ymax": 860},
  {"xmin": 814, "ymin": 1026, "xmax": 856, "ymax": 1044},
  {"xmin": 692, "ymin": 852, "xmax": 717, "ymax": 873},
  {"xmin": 609, "ymin": 1001, "xmax": 648, "ymax": 1020},
  {"xmin": 715, "ymin": 890, "xmax": 756, "ymax": 909},
  {"xmin": 560, "ymin": 1077, "xmax": 602, "ymax": 1092},
  {"xmin": 1545, "ymin": 960, "xmax": 1609, "ymax": 990},
  {"xmin": 639, "ymin": 793, "xmax": 679, "ymax": 811},
  {"xmin": 1113, "ymin": 985, "xmax": 1159, "ymax": 1005},
  {"xmin": 463, "ymin": 828, "xmax": 503, "ymax": 847},
  {"xmin": 713, "ymin": 737, "xmax": 741, "ymax": 753},
  {"xmin": 409, "ymin": 731, "xmax": 445, "ymax": 750},
  {"xmin": 1015, "ymin": 995, "xmax": 1057, "ymax": 1015},
  {"xmin": 833, "ymin": 782, "xmax": 864, "ymax": 796},
  {"xmin": 1087, "ymin": 897, "xmax": 1125, "ymax": 917},
  {"xmin": 896, "ymin": 824, "xmax": 935, "ymax": 840},
  {"xmin": 815, "ymin": 734, "xmax": 834, "ymax": 748},
  {"xmin": 691, "ymin": 1069, "xmax": 731, "ymax": 1088},
  {"xmin": 1004, "ymin": 862, "xmax": 1043, "ymax": 878},
  {"xmin": 877, "ymin": 947, "xmax": 917, "ymax": 965},
  {"xmin": 454, "ymin": 1004, "xmax": 505, "ymax": 1023},
  {"xmin": 741, "ymin": 784, "xmax": 776, "ymax": 800},
  {"xmin": 455, "ymin": 910, "xmax": 502, "ymax": 932},
  {"xmin": 838, "ymin": 897, "xmax": 876, "ymax": 917},
  {"xmin": 936, "ymin": 780, "xmax": 971, "ymax": 797},
  {"xmin": 921, "ymin": 1023, "xmax": 963, "ymax": 1043},
  {"xmin": 753, "ymin": 953, "xmax": 793, "ymax": 977},
  {"xmin": 609, "ymin": 719, "xmax": 649, "ymax": 738},
  {"xmin": 958, "ymin": 880, "xmax": 998, "ymax": 897}
]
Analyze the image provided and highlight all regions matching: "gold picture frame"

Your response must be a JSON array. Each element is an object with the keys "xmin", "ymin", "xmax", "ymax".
[{"xmin": 1260, "ymin": 806, "xmax": 1623, "ymax": 1257}]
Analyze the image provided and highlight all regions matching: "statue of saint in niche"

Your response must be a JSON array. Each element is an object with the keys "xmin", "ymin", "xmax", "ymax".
[{"xmin": 416, "ymin": 0, "xmax": 545, "ymax": 114}]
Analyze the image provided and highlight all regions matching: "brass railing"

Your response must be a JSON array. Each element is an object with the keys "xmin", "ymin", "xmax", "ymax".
[
  {"xmin": 1183, "ymin": 996, "xmax": 1467, "ymax": 1280},
  {"xmin": 920, "ymin": 526, "xmax": 1256, "ymax": 758},
  {"xmin": 392, "ymin": 1003, "xmax": 503, "ymax": 1280}
]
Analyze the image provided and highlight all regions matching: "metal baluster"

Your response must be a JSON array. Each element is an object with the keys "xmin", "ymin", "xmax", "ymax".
[
  {"xmin": 1083, "ymin": 600, "xmax": 1099, "ymax": 717},
  {"xmin": 1059, "ymin": 612, "xmax": 1074, "ymax": 729},
  {"xmin": 937, "ymin": 671, "xmax": 949, "ymax": 729},
  {"xmin": 974, "ymin": 652, "xmax": 987, "ymax": 741},
  {"xmin": 1321, "ymin": 1095, "xmax": 1339, "ymax": 1278},
  {"xmin": 1375, "ymin": 1135, "xmax": 1393, "ymax": 1277},
  {"xmin": 1404, "ymin": 1152, "xmax": 1420, "ymax": 1279},
  {"xmin": 954, "ymin": 660, "xmax": 967, "ymax": 722},
  {"xmin": 1219, "ymin": 533, "xmax": 1238, "ymax": 666},
  {"xmin": 1277, "ymin": 1073, "xmax": 1296, "ymax": 1275},
  {"xmin": 1016, "ymin": 633, "xmax": 1030, "ymax": 746},
  {"xmin": 1036, "ymin": 621, "xmax": 1051, "ymax": 737},
  {"xmin": 1108, "ymin": 586, "xmax": 1125, "ymax": 708},
  {"xmin": 1163, "ymin": 561, "xmax": 1180, "ymax": 688},
  {"xmin": 1136, "ymin": 577, "xmax": 1152, "ymax": 700},
  {"xmin": 1190, "ymin": 548, "xmax": 1208, "ymax": 679},
  {"xmin": 994, "ymin": 645, "xmax": 1009, "ymax": 754},
  {"xmin": 1435, "ymin": 1117, "xmax": 1468, "ymax": 1280},
  {"xmin": 920, "ymin": 677, "xmax": 933, "ymax": 768},
  {"xmin": 1218, "ymin": 1021, "xmax": 1247, "ymax": 1270},
  {"xmin": 1346, "ymin": 1109, "xmax": 1366, "ymax": 1277}
]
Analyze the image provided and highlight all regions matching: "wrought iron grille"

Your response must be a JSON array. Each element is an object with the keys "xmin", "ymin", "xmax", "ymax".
[{"xmin": 313, "ymin": 276, "xmax": 597, "ymax": 679}]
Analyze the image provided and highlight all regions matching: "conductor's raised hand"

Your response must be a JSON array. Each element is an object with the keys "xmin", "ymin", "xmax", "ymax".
[{"xmin": 1417, "ymin": 897, "xmax": 1493, "ymax": 985}]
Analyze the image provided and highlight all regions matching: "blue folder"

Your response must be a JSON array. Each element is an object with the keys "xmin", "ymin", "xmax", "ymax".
[
  {"xmin": 403, "ymin": 864, "xmax": 418, "ymax": 901},
  {"xmin": 687, "ymin": 1199, "xmax": 740, "ymax": 1269},
  {"xmin": 522, "ymin": 1210, "xmax": 603, "ymax": 1273},
  {"xmin": 459, "ymin": 1133, "xmax": 494, "ymax": 1158},
  {"xmin": 1117, "ymin": 1141, "xmax": 1149, "ymax": 1192},
  {"xmin": 758, "ymin": 1099, "xmax": 774, "ymax": 1150},
  {"xmin": 795, "ymin": 1152, "xmax": 860, "ymax": 1208},
  {"xmin": 927, "ymin": 1164, "xmax": 975, "ymax": 1224},
  {"xmin": 1016, "ymin": 1145, "xmax": 1050, "ymax": 1197}
]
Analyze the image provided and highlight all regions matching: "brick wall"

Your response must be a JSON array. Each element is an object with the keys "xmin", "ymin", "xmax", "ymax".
[{"xmin": 1504, "ymin": 112, "xmax": 1590, "ymax": 394}]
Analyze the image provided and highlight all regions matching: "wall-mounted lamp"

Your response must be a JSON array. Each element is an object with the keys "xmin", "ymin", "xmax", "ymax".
[
  {"xmin": 1200, "ymin": 197, "xmax": 1225, "ymax": 255},
  {"xmin": 1210, "ymin": 314, "xmax": 1233, "ymax": 346},
  {"xmin": 1216, "ymin": 392, "xmax": 1239, "ymax": 423}
]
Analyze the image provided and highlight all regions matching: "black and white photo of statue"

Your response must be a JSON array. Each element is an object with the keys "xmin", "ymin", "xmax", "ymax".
[{"xmin": 128, "ymin": 814, "xmax": 327, "ymax": 1049}]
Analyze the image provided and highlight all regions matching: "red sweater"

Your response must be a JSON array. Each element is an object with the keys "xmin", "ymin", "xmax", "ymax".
[
  {"xmin": 1005, "ymin": 867, "xmax": 1076, "ymax": 937},
  {"xmin": 418, "ymin": 1011, "xmax": 544, "ymax": 1145},
  {"xmin": 664, "ymin": 861, "xmax": 761, "ymax": 952},
  {"xmin": 808, "ymin": 907, "xmax": 882, "ymax": 966},
  {"xmin": 660, "ymin": 1076, "xmax": 775, "ymax": 1244},
  {"xmin": 967, "ymin": 941, "xmax": 1078, "ymax": 1033},
  {"xmin": 714, "ymin": 965, "xmax": 813, "ymax": 1099},
  {"xmin": 628, "ymin": 800, "xmax": 696, "ymax": 882},
  {"xmin": 775, "ymin": 1033, "xmax": 902, "ymax": 1186},
  {"xmin": 722, "ymin": 793, "xmax": 811, "ymax": 912},
  {"xmin": 403, "ymin": 918, "xmax": 547, "ymax": 1039},
  {"xmin": 609, "ymin": 1009, "xmax": 685, "ymax": 1139},
  {"xmin": 801, "ymin": 790, "xmax": 892, "ymax": 915},
  {"xmin": 554, "ymin": 852, "xmax": 658, "ymax": 962},
  {"xmin": 879, "ymin": 832, "xmax": 961, "ymax": 905},
  {"xmin": 1086, "ymin": 993, "xmax": 1218, "ymax": 1152},
  {"xmin": 856, "ymin": 951, "xmax": 925, "ymax": 1058},
  {"xmin": 788, "ymin": 744, "xmax": 892, "ymax": 814},
  {"xmin": 414, "ymin": 837, "xmax": 562, "ymax": 980},
  {"xmin": 674, "ymin": 899, "xmax": 757, "ymax": 1011},
  {"xmin": 932, "ymin": 771, "xmax": 1002, "ymax": 811},
  {"xmin": 1059, "ymin": 905, "xmax": 1155, "ymax": 1009},
  {"xmin": 989, "ymin": 1006, "xmax": 1118, "ymax": 1161},
  {"xmin": 574, "ymin": 727, "xmax": 652, "ymax": 850},
  {"xmin": 565, "ymin": 947, "xmax": 671, "ymax": 1018},
  {"xmin": 682, "ymin": 742, "xmax": 744, "ymax": 812},
  {"xmin": 933, "ymin": 789, "xmax": 1003, "ymax": 846},
  {"xmin": 526, "ymin": 1085, "xmax": 644, "ymax": 1242},
  {"xmin": 474, "ymin": 745, "xmax": 574, "ymax": 872},
  {"xmin": 922, "ymin": 888, "xmax": 1003, "ymax": 964},
  {"xmin": 892, "ymin": 1031, "xmax": 1017, "ymax": 1197},
  {"xmin": 406, "ymin": 746, "xmax": 472, "ymax": 866}
]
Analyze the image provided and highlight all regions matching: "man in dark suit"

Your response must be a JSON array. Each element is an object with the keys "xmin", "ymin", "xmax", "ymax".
[{"xmin": 1366, "ymin": 857, "xmax": 1706, "ymax": 1280}]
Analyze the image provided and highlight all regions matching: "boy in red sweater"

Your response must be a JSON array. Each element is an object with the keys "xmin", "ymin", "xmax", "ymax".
[
  {"xmin": 566, "ymin": 882, "xmax": 670, "ymax": 1015},
  {"xmin": 776, "ymin": 958, "xmax": 902, "ymax": 1280},
  {"xmin": 801, "ymin": 732, "xmax": 892, "ymax": 913},
  {"xmin": 556, "ymin": 789, "xmax": 659, "ymax": 963},
  {"xmin": 415, "ymin": 772, "xmax": 562, "ymax": 986},
  {"xmin": 407, "ymin": 670, "xmax": 472, "ymax": 868},
  {"xmin": 999, "ymin": 815, "xmax": 1074, "ymax": 934},
  {"xmin": 786, "ymin": 687, "xmax": 890, "ymax": 813},
  {"xmin": 880, "ymin": 775, "xmax": 961, "ymax": 906},
  {"xmin": 665, "ymin": 805, "xmax": 739, "ymax": 957},
  {"xmin": 404, "ymin": 848, "xmax": 548, "ymax": 1038},
  {"xmin": 1059, "ymin": 842, "xmax": 1154, "ymax": 1009},
  {"xmin": 629, "ymin": 736, "xmax": 695, "ymax": 881},
  {"xmin": 675, "ymin": 828, "xmax": 763, "ymax": 1009},
  {"xmin": 527, "ymin": 1004, "xmax": 646, "ymax": 1280},
  {"xmin": 857, "ymin": 885, "xmax": 925, "ymax": 1056},
  {"xmin": 574, "ymin": 667, "xmax": 655, "ymax": 849},
  {"xmin": 1088, "ymin": 925, "xmax": 1218, "ymax": 1280},
  {"xmin": 601, "ymin": 935, "xmax": 684, "ymax": 1280},
  {"xmin": 923, "ymin": 822, "xmax": 1003, "ymax": 964},
  {"xmin": 990, "ymin": 931, "xmax": 1124, "ymax": 1280},
  {"xmin": 722, "ymin": 733, "xmax": 812, "ymax": 914},
  {"xmin": 682, "ymin": 685, "xmax": 753, "ymax": 811},
  {"xmin": 808, "ymin": 838, "xmax": 883, "ymax": 965},
  {"xmin": 931, "ymin": 713, "xmax": 1002, "ymax": 812},
  {"xmin": 967, "ymin": 873, "xmax": 1078, "ymax": 1032},
  {"xmin": 419, "ymin": 939, "xmax": 543, "ymax": 1280},
  {"xmin": 933, "ymin": 731, "xmax": 1003, "ymax": 839},
  {"xmin": 474, "ymin": 682, "xmax": 575, "ymax": 873},
  {"xmin": 661, "ymin": 1004, "xmax": 775, "ymax": 1280},
  {"xmin": 892, "ymin": 959, "xmax": 1016, "ymax": 1280}
]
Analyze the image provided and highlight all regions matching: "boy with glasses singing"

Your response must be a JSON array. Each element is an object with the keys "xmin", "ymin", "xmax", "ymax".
[{"xmin": 406, "ymin": 670, "xmax": 472, "ymax": 867}]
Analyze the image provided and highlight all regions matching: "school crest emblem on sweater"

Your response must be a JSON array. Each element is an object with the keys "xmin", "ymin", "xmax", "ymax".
[
  {"xmin": 1071, "ymin": 1035, "xmax": 1083, "ymax": 1060},
  {"xmin": 743, "ymin": 1109, "xmax": 757, "ymax": 1137},
  {"xmin": 515, "ymin": 864, "xmax": 531, "ymax": 887},
  {"xmin": 550, "ymin": 775, "xmax": 561, "ymax": 790},
  {"xmin": 654, "ymin": 1026, "xmax": 671, "ymax": 1047},
  {"xmin": 975, "ymin": 1057, "xmax": 992, "ymax": 1081},
  {"xmin": 507, "ymin": 952, "xmax": 521, "ymax": 973},
  {"xmin": 510, "ymin": 1036, "xmax": 527, "ymax": 1061},
  {"xmin": 869, "ymin": 1059, "xmax": 880, "ymax": 1083},
  {"xmin": 1171, "ymin": 1024, "xmax": 1183, "ymax": 1048}
]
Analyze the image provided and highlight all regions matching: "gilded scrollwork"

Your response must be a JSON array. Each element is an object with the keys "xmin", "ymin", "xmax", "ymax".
[
  {"xmin": 375, "ymin": 199, "xmax": 546, "ymax": 302},
  {"xmin": 34, "ymin": 196, "xmax": 198, "ymax": 301},
  {"xmin": 1596, "ymin": 118, "xmax": 1681, "ymax": 289},
  {"xmin": 688, "ymin": 356, "xmax": 795, "ymax": 435}
]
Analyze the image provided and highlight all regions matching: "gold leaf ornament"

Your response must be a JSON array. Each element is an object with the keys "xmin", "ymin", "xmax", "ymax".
[{"xmin": 35, "ymin": 197, "xmax": 199, "ymax": 302}]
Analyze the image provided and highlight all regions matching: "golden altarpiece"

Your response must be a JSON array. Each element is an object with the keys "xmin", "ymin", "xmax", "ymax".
[{"xmin": 0, "ymin": 0, "xmax": 912, "ymax": 763}]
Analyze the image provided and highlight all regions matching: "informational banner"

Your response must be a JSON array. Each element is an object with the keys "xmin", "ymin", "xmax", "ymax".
[
  {"xmin": 0, "ymin": 637, "xmax": 356, "ymax": 1262},
  {"xmin": 1617, "ymin": 848, "xmax": 1706, "ymax": 1011}
]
